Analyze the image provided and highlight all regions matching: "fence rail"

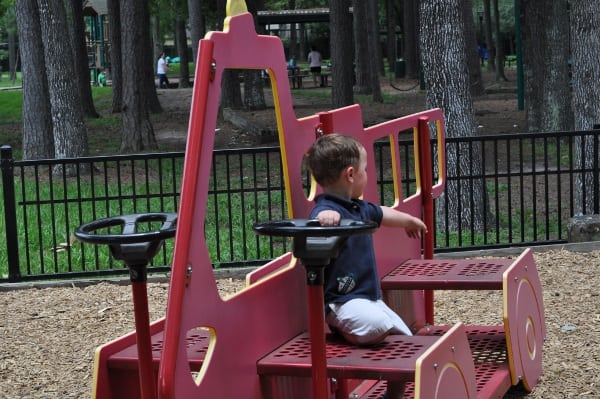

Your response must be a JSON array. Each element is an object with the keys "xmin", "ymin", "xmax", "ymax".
[{"xmin": 2, "ymin": 129, "xmax": 599, "ymax": 283}]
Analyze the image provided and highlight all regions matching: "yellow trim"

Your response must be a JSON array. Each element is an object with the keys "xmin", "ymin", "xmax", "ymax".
[{"xmin": 388, "ymin": 135, "xmax": 401, "ymax": 207}]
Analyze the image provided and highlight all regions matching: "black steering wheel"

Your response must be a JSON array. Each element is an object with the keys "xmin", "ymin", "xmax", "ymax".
[
  {"xmin": 75, "ymin": 213, "xmax": 177, "ymax": 245},
  {"xmin": 75, "ymin": 213, "xmax": 177, "ymax": 278},
  {"xmin": 253, "ymin": 218, "xmax": 378, "ymax": 238},
  {"xmin": 253, "ymin": 219, "xmax": 378, "ymax": 280}
]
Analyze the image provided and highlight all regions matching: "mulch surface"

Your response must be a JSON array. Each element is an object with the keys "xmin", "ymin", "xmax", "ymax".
[{"xmin": 1, "ymin": 248, "xmax": 598, "ymax": 398}]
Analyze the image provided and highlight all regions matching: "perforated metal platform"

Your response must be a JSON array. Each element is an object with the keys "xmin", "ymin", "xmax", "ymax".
[
  {"xmin": 257, "ymin": 333, "xmax": 440, "ymax": 381},
  {"xmin": 107, "ymin": 328, "xmax": 211, "ymax": 371},
  {"xmin": 351, "ymin": 326, "xmax": 512, "ymax": 399},
  {"xmin": 381, "ymin": 258, "xmax": 514, "ymax": 290}
]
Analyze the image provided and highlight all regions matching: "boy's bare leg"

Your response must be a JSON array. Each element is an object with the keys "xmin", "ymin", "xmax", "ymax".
[{"xmin": 386, "ymin": 381, "xmax": 405, "ymax": 399}]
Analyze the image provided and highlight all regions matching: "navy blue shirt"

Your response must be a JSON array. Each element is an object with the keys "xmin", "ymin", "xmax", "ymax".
[{"xmin": 309, "ymin": 193, "xmax": 383, "ymax": 306}]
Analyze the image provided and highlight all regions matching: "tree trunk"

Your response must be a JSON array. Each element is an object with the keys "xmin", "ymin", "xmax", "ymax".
[
  {"xmin": 67, "ymin": 0, "xmax": 99, "ymax": 118},
  {"xmin": 5, "ymin": 8, "xmax": 18, "ymax": 81},
  {"xmin": 141, "ymin": 1, "xmax": 162, "ymax": 114},
  {"xmin": 221, "ymin": 70, "xmax": 243, "ymax": 109},
  {"xmin": 37, "ymin": 0, "xmax": 89, "ymax": 169},
  {"xmin": 352, "ymin": 0, "xmax": 370, "ymax": 94},
  {"xmin": 571, "ymin": 0, "xmax": 600, "ymax": 215},
  {"xmin": 420, "ymin": 0, "xmax": 488, "ymax": 232},
  {"xmin": 330, "ymin": 0, "xmax": 354, "ymax": 108},
  {"xmin": 241, "ymin": 0, "xmax": 266, "ymax": 110},
  {"xmin": 367, "ymin": 0, "xmax": 383, "ymax": 103},
  {"xmin": 522, "ymin": 0, "xmax": 571, "ymax": 133},
  {"xmin": 521, "ymin": 0, "xmax": 545, "ymax": 132},
  {"xmin": 243, "ymin": 70, "xmax": 266, "ymax": 110},
  {"xmin": 187, "ymin": 0, "xmax": 205, "ymax": 64},
  {"xmin": 483, "ymin": 0, "xmax": 495, "ymax": 72},
  {"xmin": 541, "ymin": 0, "xmax": 571, "ymax": 131},
  {"xmin": 119, "ymin": 0, "xmax": 157, "ymax": 152},
  {"xmin": 217, "ymin": 0, "xmax": 242, "ymax": 111},
  {"xmin": 288, "ymin": 0, "xmax": 297, "ymax": 58},
  {"xmin": 107, "ymin": 0, "xmax": 122, "ymax": 113},
  {"xmin": 463, "ymin": 0, "xmax": 484, "ymax": 95},
  {"xmin": 15, "ymin": 0, "xmax": 54, "ymax": 160},
  {"xmin": 403, "ymin": 0, "xmax": 420, "ymax": 79},
  {"xmin": 385, "ymin": 0, "xmax": 396, "ymax": 75},
  {"xmin": 175, "ymin": 17, "xmax": 191, "ymax": 88},
  {"xmin": 492, "ymin": 0, "xmax": 507, "ymax": 81}
]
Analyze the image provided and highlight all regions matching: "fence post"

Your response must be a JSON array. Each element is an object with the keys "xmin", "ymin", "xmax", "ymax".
[{"xmin": 1, "ymin": 145, "xmax": 21, "ymax": 282}]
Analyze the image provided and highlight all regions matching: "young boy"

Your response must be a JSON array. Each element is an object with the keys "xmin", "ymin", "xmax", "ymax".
[
  {"xmin": 304, "ymin": 133, "xmax": 427, "ymax": 345},
  {"xmin": 305, "ymin": 133, "xmax": 427, "ymax": 398}
]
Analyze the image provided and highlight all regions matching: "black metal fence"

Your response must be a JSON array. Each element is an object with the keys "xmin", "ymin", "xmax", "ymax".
[{"xmin": 2, "ymin": 129, "xmax": 599, "ymax": 283}]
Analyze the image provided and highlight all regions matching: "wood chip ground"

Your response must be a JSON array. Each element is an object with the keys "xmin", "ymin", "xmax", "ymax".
[{"xmin": 1, "ymin": 249, "xmax": 598, "ymax": 398}]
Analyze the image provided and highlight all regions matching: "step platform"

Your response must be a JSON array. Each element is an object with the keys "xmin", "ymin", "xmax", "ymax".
[
  {"xmin": 258, "ymin": 323, "xmax": 480, "ymax": 399},
  {"xmin": 97, "ymin": 326, "xmax": 211, "ymax": 399},
  {"xmin": 381, "ymin": 258, "xmax": 514, "ymax": 291},
  {"xmin": 278, "ymin": 326, "xmax": 511, "ymax": 399}
]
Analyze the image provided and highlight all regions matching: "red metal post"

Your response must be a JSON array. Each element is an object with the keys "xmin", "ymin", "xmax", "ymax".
[
  {"xmin": 307, "ymin": 284, "xmax": 330, "ymax": 399},
  {"xmin": 417, "ymin": 117, "xmax": 435, "ymax": 325},
  {"xmin": 131, "ymin": 281, "xmax": 157, "ymax": 399}
]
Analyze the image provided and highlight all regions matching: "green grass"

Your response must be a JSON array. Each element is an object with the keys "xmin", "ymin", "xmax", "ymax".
[
  {"xmin": 0, "ymin": 89, "xmax": 22, "ymax": 124},
  {"xmin": 0, "ymin": 72, "xmax": 22, "ymax": 89}
]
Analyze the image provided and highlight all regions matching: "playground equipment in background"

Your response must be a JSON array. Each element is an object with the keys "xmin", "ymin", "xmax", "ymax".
[{"xmin": 77, "ymin": 1, "xmax": 546, "ymax": 398}]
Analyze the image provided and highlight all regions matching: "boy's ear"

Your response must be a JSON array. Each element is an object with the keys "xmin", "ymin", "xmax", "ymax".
[{"xmin": 344, "ymin": 165, "xmax": 354, "ymax": 182}]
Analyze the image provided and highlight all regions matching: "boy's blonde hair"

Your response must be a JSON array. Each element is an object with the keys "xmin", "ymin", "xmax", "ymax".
[{"xmin": 304, "ymin": 133, "xmax": 363, "ymax": 187}]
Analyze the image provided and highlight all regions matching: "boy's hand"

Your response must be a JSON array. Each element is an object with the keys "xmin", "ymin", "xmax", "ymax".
[
  {"xmin": 404, "ymin": 217, "xmax": 427, "ymax": 239},
  {"xmin": 316, "ymin": 210, "xmax": 341, "ymax": 226}
]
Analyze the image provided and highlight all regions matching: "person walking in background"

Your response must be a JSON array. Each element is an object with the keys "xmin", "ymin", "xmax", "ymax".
[
  {"xmin": 307, "ymin": 46, "xmax": 322, "ymax": 87},
  {"xmin": 157, "ymin": 52, "xmax": 170, "ymax": 89}
]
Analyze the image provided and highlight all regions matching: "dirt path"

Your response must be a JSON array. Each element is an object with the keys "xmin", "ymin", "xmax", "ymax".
[{"xmin": 153, "ymin": 71, "xmax": 526, "ymax": 150}]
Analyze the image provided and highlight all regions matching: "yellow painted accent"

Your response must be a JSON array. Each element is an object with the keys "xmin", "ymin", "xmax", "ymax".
[
  {"xmin": 224, "ymin": 0, "xmax": 248, "ymax": 31},
  {"xmin": 91, "ymin": 347, "xmax": 102, "ymax": 399},
  {"xmin": 191, "ymin": 326, "xmax": 217, "ymax": 385},
  {"xmin": 226, "ymin": 0, "xmax": 248, "ymax": 17}
]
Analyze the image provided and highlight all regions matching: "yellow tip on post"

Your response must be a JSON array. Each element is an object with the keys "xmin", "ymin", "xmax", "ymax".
[{"xmin": 226, "ymin": 0, "xmax": 248, "ymax": 17}]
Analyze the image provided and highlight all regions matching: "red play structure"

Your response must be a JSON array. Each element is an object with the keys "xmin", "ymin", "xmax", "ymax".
[{"xmin": 77, "ymin": 2, "xmax": 545, "ymax": 398}]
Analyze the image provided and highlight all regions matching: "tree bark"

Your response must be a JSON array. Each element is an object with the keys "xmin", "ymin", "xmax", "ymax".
[
  {"xmin": 217, "ymin": 0, "xmax": 243, "ymax": 110},
  {"xmin": 141, "ymin": 0, "xmax": 162, "ymax": 114},
  {"xmin": 571, "ymin": 0, "xmax": 600, "ymax": 215},
  {"xmin": 492, "ymin": 0, "xmax": 507, "ymax": 81},
  {"xmin": 119, "ymin": 0, "xmax": 157, "ymax": 152},
  {"xmin": 5, "ymin": 8, "xmax": 18, "ymax": 81},
  {"xmin": 483, "ymin": 0, "xmax": 495, "ymax": 72},
  {"xmin": 15, "ymin": 0, "xmax": 54, "ymax": 160},
  {"xmin": 67, "ymin": 0, "xmax": 99, "ymax": 118},
  {"xmin": 352, "ymin": 0, "xmax": 370, "ymax": 94},
  {"xmin": 107, "ymin": 0, "xmax": 122, "ymax": 113},
  {"xmin": 521, "ymin": 0, "xmax": 544, "ymax": 132},
  {"xmin": 288, "ymin": 0, "xmax": 297, "ymax": 58},
  {"xmin": 175, "ymin": 17, "xmax": 191, "ymax": 88},
  {"xmin": 541, "ymin": 0, "xmax": 571, "ymax": 131},
  {"xmin": 385, "ymin": 0, "xmax": 396, "ymax": 75},
  {"xmin": 366, "ymin": 0, "xmax": 383, "ymax": 103},
  {"xmin": 241, "ymin": 0, "xmax": 266, "ymax": 110},
  {"xmin": 420, "ymin": 0, "xmax": 488, "ymax": 232},
  {"xmin": 37, "ymin": 0, "xmax": 89, "ymax": 169},
  {"xmin": 403, "ymin": 0, "xmax": 420, "ymax": 79},
  {"xmin": 463, "ymin": 0, "xmax": 484, "ymax": 95},
  {"xmin": 330, "ymin": 0, "xmax": 354, "ymax": 108},
  {"xmin": 522, "ymin": 0, "xmax": 571, "ymax": 132},
  {"xmin": 187, "ymin": 0, "xmax": 205, "ymax": 64}
]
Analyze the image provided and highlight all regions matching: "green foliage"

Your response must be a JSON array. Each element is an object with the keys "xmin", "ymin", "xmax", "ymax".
[{"xmin": 472, "ymin": 0, "xmax": 515, "ymax": 35}]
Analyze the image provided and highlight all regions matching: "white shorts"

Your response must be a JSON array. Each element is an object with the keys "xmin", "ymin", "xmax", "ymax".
[{"xmin": 326, "ymin": 298, "xmax": 413, "ymax": 345}]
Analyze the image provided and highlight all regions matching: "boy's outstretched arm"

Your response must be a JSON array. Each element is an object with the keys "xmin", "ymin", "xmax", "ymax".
[{"xmin": 380, "ymin": 206, "xmax": 427, "ymax": 239}]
